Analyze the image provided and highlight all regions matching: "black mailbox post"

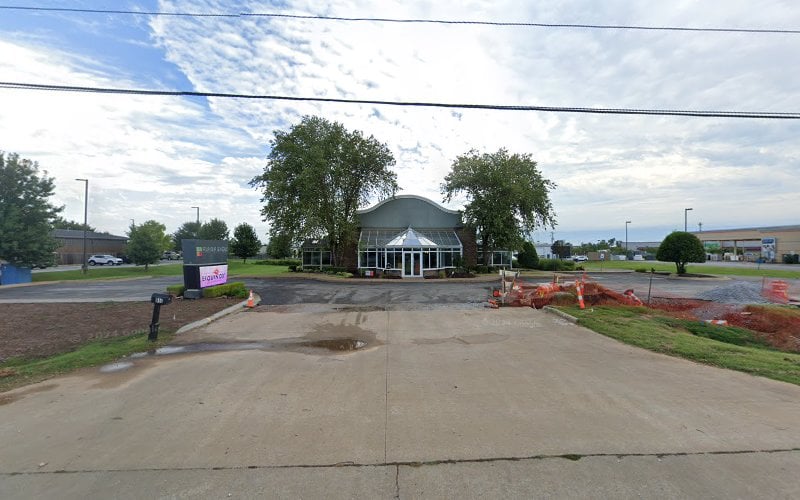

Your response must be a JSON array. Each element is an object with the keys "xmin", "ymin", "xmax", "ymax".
[{"xmin": 149, "ymin": 292, "xmax": 173, "ymax": 341}]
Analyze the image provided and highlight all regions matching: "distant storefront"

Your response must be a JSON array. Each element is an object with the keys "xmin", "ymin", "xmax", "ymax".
[
  {"xmin": 301, "ymin": 195, "xmax": 479, "ymax": 277},
  {"xmin": 53, "ymin": 229, "xmax": 128, "ymax": 265},
  {"xmin": 691, "ymin": 225, "xmax": 800, "ymax": 263}
]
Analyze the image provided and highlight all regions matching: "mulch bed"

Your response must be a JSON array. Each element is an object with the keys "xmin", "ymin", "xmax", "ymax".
[{"xmin": 0, "ymin": 298, "xmax": 242, "ymax": 361}]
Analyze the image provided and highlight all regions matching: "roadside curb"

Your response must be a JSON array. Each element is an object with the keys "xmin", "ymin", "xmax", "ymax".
[
  {"xmin": 175, "ymin": 293, "xmax": 261, "ymax": 334},
  {"xmin": 542, "ymin": 306, "xmax": 579, "ymax": 324}
]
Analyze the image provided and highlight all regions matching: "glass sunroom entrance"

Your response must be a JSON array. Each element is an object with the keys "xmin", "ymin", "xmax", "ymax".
[{"xmin": 358, "ymin": 227, "xmax": 462, "ymax": 278}]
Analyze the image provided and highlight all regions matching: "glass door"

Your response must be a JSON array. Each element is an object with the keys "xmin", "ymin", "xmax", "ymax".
[{"xmin": 402, "ymin": 251, "xmax": 422, "ymax": 278}]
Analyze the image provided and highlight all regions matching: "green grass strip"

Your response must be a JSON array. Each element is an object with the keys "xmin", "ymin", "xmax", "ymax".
[
  {"xmin": 0, "ymin": 331, "xmax": 175, "ymax": 393},
  {"xmin": 33, "ymin": 261, "xmax": 290, "ymax": 282},
  {"xmin": 558, "ymin": 305, "xmax": 800, "ymax": 386}
]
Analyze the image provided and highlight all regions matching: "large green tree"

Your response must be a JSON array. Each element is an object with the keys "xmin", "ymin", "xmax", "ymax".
[
  {"xmin": 442, "ymin": 149, "xmax": 556, "ymax": 260},
  {"xmin": 0, "ymin": 152, "xmax": 62, "ymax": 267},
  {"xmin": 199, "ymin": 218, "xmax": 229, "ymax": 241},
  {"xmin": 172, "ymin": 221, "xmax": 201, "ymax": 251},
  {"xmin": 266, "ymin": 230, "xmax": 293, "ymax": 259},
  {"xmin": 230, "ymin": 223, "xmax": 262, "ymax": 263},
  {"xmin": 127, "ymin": 220, "xmax": 171, "ymax": 270},
  {"xmin": 656, "ymin": 231, "xmax": 705, "ymax": 274},
  {"xmin": 250, "ymin": 115, "xmax": 398, "ymax": 266}
]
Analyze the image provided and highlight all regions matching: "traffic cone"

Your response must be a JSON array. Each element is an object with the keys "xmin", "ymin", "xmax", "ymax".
[
  {"xmin": 246, "ymin": 290, "xmax": 255, "ymax": 308},
  {"xmin": 576, "ymin": 281, "xmax": 585, "ymax": 309}
]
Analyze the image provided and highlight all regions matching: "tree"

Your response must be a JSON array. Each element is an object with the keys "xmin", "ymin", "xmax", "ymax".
[
  {"xmin": 551, "ymin": 240, "xmax": 572, "ymax": 259},
  {"xmin": 442, "ymin": 149, "xmax": 555, "ymax": 262},
  {"xmin": 230, "ymin": 223, "xmax": 262, "ymax": 263},
  {"xmin": 0, "ymin": 151, "xmax": 62, "ymax": 267},
  {"xmin": 266, "ymin": 230, "xmax": 293, "ymax": 259},
  {"xmin": 517, "ymin": 241, "xmax": 539, "ymax": 268},
  {"xmin": 53, "ymin": 215, "xmax": 96, "ymax": 232},
  {"xmin": 127, "ymin": 220, "xmax": 171, "ymax": 270},
  {"xmin": 656, "ymin": 231, "xmax": 705, "ymax": 274},
  {"xmin": 250, "ymin": 115, "xmax": 398, "ymax": 266},
  {"xmin": 172, "ymin": 221, "xmax": 201, "ymax": 251},
  {"xmin": 199, "ymin": 218, "xmax": 229, "ymax": 241}
]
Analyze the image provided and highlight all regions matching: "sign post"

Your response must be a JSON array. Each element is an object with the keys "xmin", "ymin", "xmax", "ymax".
[{"xmin": 182, "ymin": 239, "xmax": 229, "ymax": 299}]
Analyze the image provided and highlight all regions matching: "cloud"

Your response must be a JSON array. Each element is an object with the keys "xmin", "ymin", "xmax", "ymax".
[{"xmin": 2, "ymin": 0, "xmax": 799, "ymax": 245}]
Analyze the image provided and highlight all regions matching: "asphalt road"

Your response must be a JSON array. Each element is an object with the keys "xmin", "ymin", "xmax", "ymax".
[{"xmin": 2, "ymin": 273, "xmax": 794, "ymax": 304}]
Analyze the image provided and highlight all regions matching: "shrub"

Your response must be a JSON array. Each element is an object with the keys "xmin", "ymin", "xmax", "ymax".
[
  {"xmin": 288, "ymin": 264, "xmax": 298, "ymax": 272},
  {"xmin": 536, "ymin": 259, "xmax": 575, "ymax": 271},
  {"xmin": 166, "ymin": 284, "xmax": 185, "ymax": 296},
  {"xmin": 202, "ymin": 281, "xmax": 248, "ymax": 299},
  {"xmin": 438, "ymin": 270, "xmax": 446, "ymax": 279},
  {"xmin": 475, "ymin": 265, "xmax": 489, "ymax": 274},
  {"xmin": 335, "ymin": 271, "xmax": 353, "ymax": 278},
  {"xmin": 634, "ymin": 267, "xmax": 648, "ymax": 273},
  {"xmin": 656, "ymin": 232, "xmax": 705, "ymax": 274},
  {"xmin": 255, "ymin": 258, "xmax": 301, "ymax": 266},
  {"xmin": 517, "ymin": 241, "xmax": 539, "ymax": 269}
]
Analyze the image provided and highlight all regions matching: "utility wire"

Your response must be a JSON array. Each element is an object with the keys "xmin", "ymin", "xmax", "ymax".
[
  {"xmin": 1, "ymin": 82, "xmax": 798, "ymax": 120},
  {"xmin": 1, "ymin": 5, "xmax": 798, "ymax": 34}
]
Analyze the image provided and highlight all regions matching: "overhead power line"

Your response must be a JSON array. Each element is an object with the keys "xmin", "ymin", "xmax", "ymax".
[
  {"xmin": 1, "ymin": 81, "xmax": 798, "ymax": 120},
  {"xmin": 0, "ymin": 5, "xmax": 798, "ymax": 34}
]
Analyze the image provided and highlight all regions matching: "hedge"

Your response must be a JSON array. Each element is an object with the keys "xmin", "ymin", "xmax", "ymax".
[
  {"xmin": 255, "ymin": 258, "xmax": 301, "ymax": 266},
  {"xmin": 166, "ymin": 284, "xmax": 185, "ymax": 296},
  {"xmin": 202, "ymin": 281, "xmax": 248, "ymax": 298}
]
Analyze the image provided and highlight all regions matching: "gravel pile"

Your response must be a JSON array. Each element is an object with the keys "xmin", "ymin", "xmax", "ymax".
[{"xmin": 696, "ymin": 280, "xmax": 772, "ymax": 305}]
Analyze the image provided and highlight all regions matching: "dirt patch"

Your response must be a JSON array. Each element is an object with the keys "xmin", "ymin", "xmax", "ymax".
[{"xmin": 0, "ymin": 298, "xmax": 242, "ymax": 361}]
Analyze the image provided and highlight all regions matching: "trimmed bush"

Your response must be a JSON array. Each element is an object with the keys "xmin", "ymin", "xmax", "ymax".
[
  {"xmin": 255, "ymin": 258, "xmax": 301, "ymax": 266},
  {"xmin": 166, "ymin": 284, "xmax": 185, "ymax": 296},
  {"xmin": 202, "ymin": 281, "xmax": 248, "ymax": 299},
  {"xmin": 536, "ymin": 259, "xmax": 576, "ymax": 271},
  {"xmin": 517, "ymin": 241, "xmax": 539, "ymax": 269}
]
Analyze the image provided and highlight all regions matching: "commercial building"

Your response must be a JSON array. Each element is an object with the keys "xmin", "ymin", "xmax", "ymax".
[
  {"xmin": 690, "ymin": 225, "xmax": 800, "ymax": 263},
  {"xmin": 53, "ymin": 229, "xmax": 128, "ymax": 265},
  {"xmin": 302, "ymin": 195, "xmax": 479, "ymax": 277}
]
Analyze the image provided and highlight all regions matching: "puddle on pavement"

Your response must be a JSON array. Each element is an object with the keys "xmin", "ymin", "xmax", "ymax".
[{"xmin": 97, "ymin": 324, "xmax": 378, "ymax": 375}]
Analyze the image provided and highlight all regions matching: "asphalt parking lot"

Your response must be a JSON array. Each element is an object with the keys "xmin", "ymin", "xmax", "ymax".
[{"xmin": 1, "ymin": 272, "xmax": 792, "ymax": 304}]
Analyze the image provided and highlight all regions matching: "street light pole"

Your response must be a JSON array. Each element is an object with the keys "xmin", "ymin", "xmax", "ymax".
[
  {"xmin": 75, "ymin": 178, "xmax": 88, "ymax": 274},
  {"xmin": 684, "ymin": 208, "xmax": 693, "ymax": 232},
  {"xmin": 625, "ymin": 220, "xmax": 631, "ymax": 260},
  {"xmin": 191, "ymin": 206, "xmax": 200, "ymax": 225}
]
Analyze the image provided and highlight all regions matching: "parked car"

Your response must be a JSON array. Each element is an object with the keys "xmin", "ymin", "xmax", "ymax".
[
  {"xmin": 161, "ymin": 251, "xmax": 182, "ymax": 260},
  {"xmin": 88, "ymin": 254, "xmax": 123, "ymax": 266},
  {"xmin": 572, "ymin": 255, "xmax": 589, "ymax": 262}
]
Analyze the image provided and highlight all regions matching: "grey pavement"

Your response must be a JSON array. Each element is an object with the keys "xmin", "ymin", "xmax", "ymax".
[{"xmin": 1, "ymin": 305, "xmax": 799, "ymax": 498}]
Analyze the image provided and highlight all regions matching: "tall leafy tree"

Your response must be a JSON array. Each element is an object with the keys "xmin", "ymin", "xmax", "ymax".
[
  {"xmin": 53, "ymin": 215, "xmax": 96, "ymax": 232},
  {"xmin": 230, "ymin": 223, "xmax": 262, "ymax": 263},
  {"xmin": 127, "ymin": 220, "xmax": 171, "ymax": 270},
  {"xmin": 199, "ymin": 218, "xmax": 229, "ymax": 241},
  {"xmin": 0, "ymin": 151, "xmax": 62, "ymax": 267},
  {"xmin": 266, "ymin": 230, "xmax": 293, "ymax": 259},
  {"xmin": 656, "ymin": 231, "xmax": 706, "ymax": 274},
  {"xmin": 251, "ymin": 115, "xmax": 398, "ymax": 266},
  {"xmin": 172, "ymin": 221, "xmax": 201, "ymax": 251},
  {"xmin": 442, "ymin": 149, "xmax": 556, "ymax": 260}
]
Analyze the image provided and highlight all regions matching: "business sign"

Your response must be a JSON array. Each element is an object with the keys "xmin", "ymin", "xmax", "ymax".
[
  {"xmin": 199, "ymin": 264, "xmax": 228, "ymax": 288},
  {"xmin": 703, "ymin": 241, "xmax": 721, "ymax": 251},
  {"xmin": 182, "ymin": 239, "xmax": 228, "ymax": 265},
  {"xmin": 761, "ymin": 237, "xmax": 777, "ymax": 261}
]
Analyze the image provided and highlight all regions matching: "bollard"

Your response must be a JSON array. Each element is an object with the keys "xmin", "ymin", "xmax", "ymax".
[{"xmin": 149, "ymin": 293, "xmax": 173, "ymax": 341}]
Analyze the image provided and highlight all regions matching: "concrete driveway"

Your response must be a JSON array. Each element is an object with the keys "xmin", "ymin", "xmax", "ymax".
[{"xmin": 1, "ymin": 304, "xmax": 798, "ymax": 498}]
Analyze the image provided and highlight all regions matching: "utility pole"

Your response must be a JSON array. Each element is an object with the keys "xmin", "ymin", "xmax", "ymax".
[
  {"xmin": 684, "ymin": 207, "xmax": 693, "ymax": 232},
  {"xmin": 625, "ymin": 220, "xmax": 631, "ymax": 261},
  {"xmin": 698, "ymin": 222, "xmax": 703, "ymax": 232},
  {"xmin": 191, "ymin": 206, "xmax": 200, "ymax": 225},
  {"xmin": 75, "ymin": 178, "xmax": 88, "ymax": 274}
]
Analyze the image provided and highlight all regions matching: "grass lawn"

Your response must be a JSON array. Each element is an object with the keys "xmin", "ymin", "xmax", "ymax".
[
  {"xmin": 33, "ymin": 260, "xmax": 290, "ymax": 282},
  {"xmin": 582, "ymin": 260, "xmax": 800, "ymax": 279},
  {"xmin": 557, "ymin": 305, "xmax": 800, "ymax": 386},
  {"xmin": 0, "ymin": 331, "xmax": 175, "ymax": 393}
]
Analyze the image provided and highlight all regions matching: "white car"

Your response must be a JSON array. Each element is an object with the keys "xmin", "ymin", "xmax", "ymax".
[
  {"xmin": 572, "ymin": 255, "xmax": 589, "ymax": 262},
  {"xmin": 88, "ymin": 254, "xmax": 123, "ymax": 266}
]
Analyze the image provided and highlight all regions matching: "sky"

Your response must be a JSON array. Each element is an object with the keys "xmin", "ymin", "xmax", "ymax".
[{"xmin": 1, "ymin": 0, "xmax": 798, "ymax": 246}]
